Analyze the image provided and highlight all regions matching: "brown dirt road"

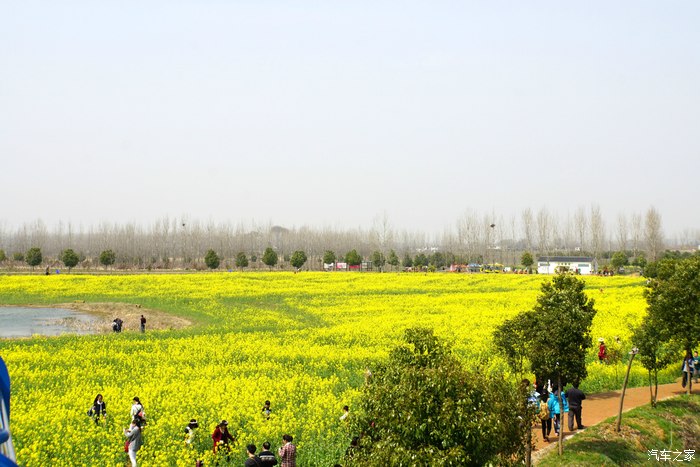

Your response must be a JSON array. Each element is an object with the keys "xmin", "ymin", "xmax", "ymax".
[{"xmin": 531, "ymin": 380, "xmax": 695, "ymax": 458}]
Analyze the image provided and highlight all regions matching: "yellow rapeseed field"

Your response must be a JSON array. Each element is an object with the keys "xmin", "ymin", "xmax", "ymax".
[{"xmin": 0, "ymin": 272, "xmax": 662, "ymax": 466}]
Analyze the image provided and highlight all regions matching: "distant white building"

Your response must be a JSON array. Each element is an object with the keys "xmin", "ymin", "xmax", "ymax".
[{"xmin": 537, "ymin": 256, "xmax": 598, "ymax": 275}]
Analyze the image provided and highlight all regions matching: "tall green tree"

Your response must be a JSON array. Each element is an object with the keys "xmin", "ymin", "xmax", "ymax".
[
  {"xmin": 370, "ymin": 251, "xmax": 385, "ymax": 272},
  {"xmin": 345, "ymin": 249, "xmax": 362, "ymax": 267},
  {"xmin": 611, "ymin": 251, "xmax": 629, "ymax": 270},
  {"xmin": 323, "ymin": 250, "xmax": 336, "ymax": 266},
  {"xmin": 387, "ymin": 249, "xmax": 399, "ymax": 271},
  {"xmin": 402, "ymin": 253, "xmax": 413, "ymax": 268},
  {"xmin": 632, "ymin": 320, "xmax": 679, "ymax": 407},
  {"xmin": 99, "ymin": 250, "xmax": 116, "ymax": 269},
  {"xmin": 262, "ymin": 247, "xmax": 278, "ymax": 270},
  {"xmin": 521, "ymin": 251, "xmax": 534, "ymax": 272},
  {"xmin": 235, "ymin": 252, "xmax": 249, "ymax": 269},
  {"xmin": 204, "ymin": 249, "xmax": 221, "ymax": 270},
  {"xmin": 26, "ymin": 247, "xmax": 43, "ymax": 269},
  {"xmin": 493, "ymin": 311, "xmax": 537, "ymax": 380},
  {"xmin": 100, "ymin": 250, "xmax": 117, "ymax": 268},
  {"xmin": 644, "ymin": 256, "xmax": 700, "ymax": 395},
  {"xmin": 0, "ymin": 249, "xmax": 6, "ymax": 263},
  {"xmin": 290, "ymin": 250, "xmax": 307, "ymax": 270},
  {"xmin": 506, "ymin": 273, "xmax": 597, "ymax": 454},
  {"xmin": 347, "ymin": 327, "xmax": 527, "ymax": 466},
  {"xmin": 413, "ymin": 253, "xmax": 428, "ymax": 268},
  {"xmin": 61, "ymin": 248, "xmax": 80, "ymax": 272}
]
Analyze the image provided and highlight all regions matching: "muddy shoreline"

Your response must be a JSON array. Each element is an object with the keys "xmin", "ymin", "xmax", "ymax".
[{"xmin": 1, "ymin": 302, "xmax": 192, "ymax": 335}]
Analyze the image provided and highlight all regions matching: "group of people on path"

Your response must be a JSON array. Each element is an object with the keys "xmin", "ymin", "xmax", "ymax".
[{"xmin": 527, "ymin": 379, "xmax": 586, "ymax": 443}]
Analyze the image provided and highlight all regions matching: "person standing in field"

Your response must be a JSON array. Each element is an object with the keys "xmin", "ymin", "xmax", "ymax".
[
  {"xmin": 90, "ymin": 393, "xmax": 107, "ymax": 425},
  {"xmin": 261, "ymin": 400, "xmax": 272, "ymax": 420},
  {"xmin": 565, "ymin": 382, "xmax": 586, "ymax": 430},
  {"xmin": 598, "ymin": 338, "xmax": 607, "ymax": 363},
  {"xmin": 123, "ymin": 415, "xmax": 144, "ymax": 467},
  {"xmin": 140, "ymin": 315, "xmax": 146, "ymax": 333},
  {"xmin": 212, "ymin": 420, "xmax": 235, "ymax": 454},
  {"xmin": 130, "ymin": 397, "xmax": 145, "ymax": 421},
  {"xmin": 339, "ymin": 405, "xmax": 349, "ymax": 422},
  {"xmin": 278, "ymin": 434, "xmax": 296, "ymax": 467},
  {"xmin": 245, "ymin": 444, "xmax": 264, "ymax": 467},
  {"xmin": 184, "ymin": 419, "xmax": 198, "ymax": 446},
  {"xmin": 258, "ymin": 441, "xmax": 278, "ymax": 466}
]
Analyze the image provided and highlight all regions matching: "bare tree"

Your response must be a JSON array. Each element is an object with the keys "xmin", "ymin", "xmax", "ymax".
[
  {"xmin": 521, "ymin": 208, "xmax": 534, "ymax": 253},
  {"xmin": 616, "ymin": 213, "xmax": 628, "ymax": 253},
  {"xmin": 536, "ymin": 207, "xmax": 551, "ymax": 255},
  {"xmin": 589, "ymin": 205, "xmax": 605, "ymax": 260},
  {"xmin": 630, "ymin": 212, "xmax": 642, "ymax": 258},
  {"xmin": 574, "ymin": 206, "xmax": 587, "ymax": 253},
  {"xmin": 644, "ymin": 206, "xmax": 664, "ymax": 262}
]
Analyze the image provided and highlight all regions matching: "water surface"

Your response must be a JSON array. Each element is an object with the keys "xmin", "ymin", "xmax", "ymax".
[{"xmin": 0, "ymin": 307, "xmax": 97, "ymax": 338}]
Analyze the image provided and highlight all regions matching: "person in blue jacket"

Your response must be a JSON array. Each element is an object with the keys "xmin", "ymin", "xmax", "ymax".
[{"xmin": 547, "ymin": 387, "xmax": 569, "ymax": 435}]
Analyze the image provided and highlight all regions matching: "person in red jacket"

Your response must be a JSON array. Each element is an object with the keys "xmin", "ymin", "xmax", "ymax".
[
  {"xmin": 212, "ymin": 420, "xmax": 235, "ymax": 454},
  {"xmin": 598, "ymin": 339, "xmax": 607, "ymax": 363}
]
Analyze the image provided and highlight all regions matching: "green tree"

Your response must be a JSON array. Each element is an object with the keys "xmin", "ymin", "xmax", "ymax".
[
  {"xmin": 402, "ymin": 253, "xmax": 413, "ymax": 268},
  {"xmin": 345, "ymin": 249, "xmax": 362, "ymax": 267},
  {"xmin": 370, "ymin": 250, "xmax": 385, "ymax": 272},
  {"xmin": 413, "ymin": 253, "xmax": 428, "ymax": 268},
  {"xmin": 387, "ymin": 249, "xmax": 399, "ymax": 271},
  {"xmin": 511, "ymin": 273, "xmax": 597, "ymax": 454},
  {"xmin": 521, "ymin": 251, "xmax": 534, "ymax": 272},
  {"xmin": 26, "ymin": 247, "xmax": 43, "ymax": 269},
  {"xmin": 0, "ymin": 249, "xmax": 6, "ymax": 263},
  {"xmin": 99, "ymin": 249, "xmax": 116, "ymax": 269},
  {"xmin": 632, "ymin": 320, "xmax": 679, "ymax": 407},
  {"xmin": 234, "ymin": 252, "xmax": 248, "ymax": 269},
  {"xmin": 323, "ymin": 250, "xmax": 336, "ymax": 266},
  {"xmin": 204, "ymin": 249, "xmax": 221, "ymax": 270},
  {"xmin": 347, "ymin": 327, "xmax": 527, "ymax": 466},
  {"xmin": 644, "ymin": 256, "xmax": 700, "ymax": 395},
  {"xmin": 611, "ymin": 251, "xmax": 629, "ymax": 270},
  {"xmin": 262, "ymin": 247, "xmax": 278, "ymax": 270},
  {"xmin": 493, "ymin": 311, "xmax": 537, "ymax": 380},
  {"xmin": 61, "ymin": 248, "xmax": 80, "ymax": 272},
  {"xmin": 290, "ymin": 250, "xmax": 307, "ymax": 270},
  {"xmin": 12, "ymin": 252, "xmax": 24, "ymax": 262}
]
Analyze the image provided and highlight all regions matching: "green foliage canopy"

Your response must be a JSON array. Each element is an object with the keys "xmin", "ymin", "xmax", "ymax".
[
  {"xmin": 61, "ymin": 248, "xmax": 80, "ymax": 271},
  {"xmin": 345, "ymin": 249, "xmax": 362, "ymax": 266},
  {"xmin": 235, "ymin": 252, "xmax": 248, "ymax": 269},
  {"xmin": 99, "ymin": 249, "xmax": 116, "ymax": 268},
  {"xmin": 262, "ymin": 247, "xmax": 278, "ymax": 269},
  {"xmin": 347, "ymin": 327, "xmax": 527, "ymax": 466},
  {"xmin": 290, "ymin": 250, "xmax": 307, "ymax": 270},
  {"xmin": 204, "ymin": 249, "xmax": 221, "ymax": 270},
  {"xmin": 26, "ymin": 247, "xmax": 43, "ymax": 268}
]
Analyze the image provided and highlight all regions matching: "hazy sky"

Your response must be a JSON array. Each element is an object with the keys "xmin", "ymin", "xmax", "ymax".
[{"xmin": 2, "ymin": 1, "xmax": 699, "ymax": 236}]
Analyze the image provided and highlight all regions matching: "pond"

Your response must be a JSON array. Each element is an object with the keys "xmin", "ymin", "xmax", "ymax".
[{"xmin": 0, "ymin": 307, "xmax": 98, "ymax": 338}]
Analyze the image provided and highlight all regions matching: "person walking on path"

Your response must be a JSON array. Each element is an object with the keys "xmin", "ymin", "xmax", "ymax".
[
  {"xmin": 538, "ymin": 393, "xmax": 552, "ymax": 442},
  {"xmin": 565, "ymin": 382, "xmax": 586, "ymax": 430},
  {"xmin": 124, "ymin": 415, "xmax": 144, "ymax": 467},
  {"xmin": 259, "ymin": 441, "xmax": 278, "ymax": 466},
  {"xmin": 140, "ymin": 315, "xmax": 146, "ymax": 333},
  {"xmin": 547, "ymin": 387, "xmax": 569, "ymax": 435},
  {"xmin": 681, "ymin": 351, "xmax": 694, "ymax": 388},
  {"xmin": 278, "ymin": 434, "xmax": 296, "ymax": 467}
]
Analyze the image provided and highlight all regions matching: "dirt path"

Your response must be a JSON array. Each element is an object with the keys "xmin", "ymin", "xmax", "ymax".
[{"xmin": 531, "ymin": 380, "xmax": 693, "ymax": 459}]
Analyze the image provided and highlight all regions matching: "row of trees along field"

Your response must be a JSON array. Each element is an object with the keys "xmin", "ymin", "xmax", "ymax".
[{"xmin": 0, "ymin": 205, "xmax": 698, "ymax": 271}]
